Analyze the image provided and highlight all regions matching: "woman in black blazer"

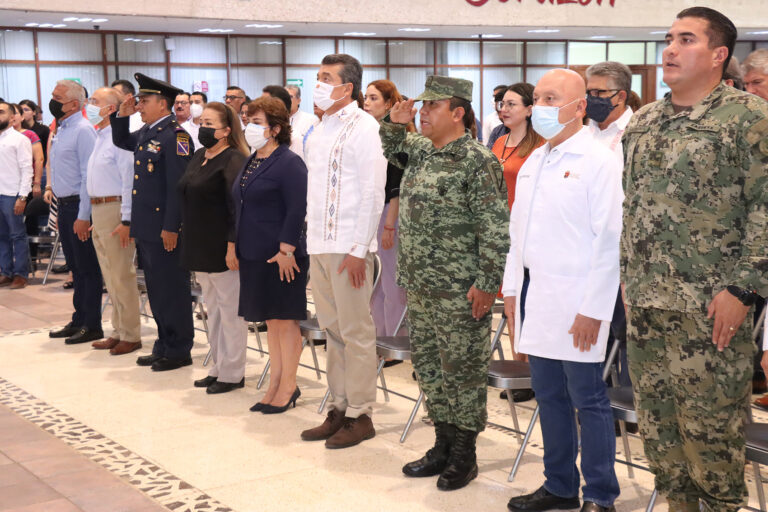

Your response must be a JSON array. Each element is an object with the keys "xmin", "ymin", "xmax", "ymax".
[
  {"xmin": 235, "ymin": 96, "xmax": 308, "ymax": 414},
  {"xmin": 178, "ymin": 102, "xmax": 250, "ymax": 394}
]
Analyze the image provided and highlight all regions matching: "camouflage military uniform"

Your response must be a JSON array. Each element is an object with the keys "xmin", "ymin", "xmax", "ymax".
[
  {"xmin": 379, "ymin": 77, "xmax": 509, "ymax": 432},
  {"xmin": 622, "ymin": 83, "xmax": 768, "ymax": 511}
]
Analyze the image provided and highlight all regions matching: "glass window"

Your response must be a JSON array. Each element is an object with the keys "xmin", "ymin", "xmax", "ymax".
[
  {"xmin": 338, "ymin": 39, "xmax": 386, "ymax": 65},
  {"xmin": 285, "ymin": 67, "xmax": 321, "ymax": 115},
  {"xmin": 389, "ymin": 40, "xmax": 434, "ymax": 66},
  {"xmin": 437, "ymin": 41, "xmax": 480, "ymax": 66},
  {"xmin": 734, "ymin": 42, "xmax": 753, "ymax": 62},
  {"xmin": 39, "ymin": 64, "xmax": 103, "ymax": 122},
  {"xmin": 645, "ymin": 42, "xmax": 657, "ymax": 65},
  {"xmin": 482, "ymin": 67, "xmax": 523, "ymax": 111},
  {"xmin": 483, "ymin": 41, "xmax": 523, "ymax": 65},
  {"xmin": 389, "ymin": 67, "xmax": 430, "ymax": 102},
  {"xmin": 229, "ymin": 67, "xmax": 283, "ymax": 98},
  {"xmin": 608, "ymin": 42, "xmax": 645, "ymax": 65},
  {"xmin": 362, "ymin": 68, "xmax": 387, "ymax": 90},
  {"xmin": 568, "ymin": 42, "xmax": 606, "ymax": 66},
  {"xmin": 526, "ymin": 42, "xmax": 565, "ymax": 65},
  {"xmin": 171, "ymin": 67, "xmax": 228, "ymax": 105},
  {"xmin": 108, "ymin": 65, "xmax": 166, "ymax": 89},
  {"xmin": 656, "ymin": 68, "xmax": 670, "ymax": 100},
  {"xmin": 525, "ymin": 67, "xmax": 553, "ymax": 86},
  {"xmin": 757, "ymin": 42, "xmax": 768, "ymax": 50},
  {"xmin": 285, "ymin": 38, "xmax": 334, "ymax": 65},
  {"xmin": 0, "ymin": 64, "xmax": 37, "ymax": 103},
  {"xmin": 169, "ymin": 36, "xmax": 226, "ymax": 63},
  {"xmin": 444, "ymin": 67, "xmax": 481, "ymax": 120},
  {"xmin": 229, "ymin": 37, "xmax": 283, "ymax": 65},
  {"xmin": 38, "ymin": 32, "xmax": 101, "ymax": 62},
  {"xmin": 654, "ymin": 42, "xmax": 665, "ymax": 65},
  {"xmin": 107, "ymin": 34, "xmax": 166, "ymax": 63},
  {"xmin": 0, "ymin": 30, "xmax": 34, "ymax": 60}
]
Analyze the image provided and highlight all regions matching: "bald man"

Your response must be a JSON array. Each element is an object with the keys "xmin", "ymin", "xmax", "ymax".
[
  {"xmin": 85, "ymin": 87, "xmax": 142, "ymax": 355},
  {"xmin": 502, "ymin": 69, "xmax": 623, "ymax": 512}
]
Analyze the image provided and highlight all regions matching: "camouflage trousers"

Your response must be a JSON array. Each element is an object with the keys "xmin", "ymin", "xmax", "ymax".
[
  {"xmin": 626, "ymin": 307, "xmax": 754, "ymax": 512},
  {"xmin": 407, "ymin": 290, "xmax": 492, "ymax": 432}
]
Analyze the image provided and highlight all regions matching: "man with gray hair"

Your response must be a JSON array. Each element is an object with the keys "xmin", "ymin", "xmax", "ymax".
[
  {"xmin": 47, "ymin": 79, "xmax": 103, "ymax": 345},
  {"xmin": 724, "ymin": 56, "xmax": 745, "ymax": 91},
  {"xmin": 286, "ymin": 84, "xmax": 317, "ymax": 158},
  {"xmin": 585, "ymin": 61, "xmax": 634, "ymax": 160},
  {"xmin": 742, "ymin": 48, "xmax": 768, "ymax": 101},
  {"xmin": 85, "ymin": 87, "xmax": 142, "ymax": 356}
]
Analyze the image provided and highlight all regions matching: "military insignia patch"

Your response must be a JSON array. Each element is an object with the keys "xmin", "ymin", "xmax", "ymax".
[{"xmin": 176, "ymin": 134, "xmax": 190, "ymax": 156}]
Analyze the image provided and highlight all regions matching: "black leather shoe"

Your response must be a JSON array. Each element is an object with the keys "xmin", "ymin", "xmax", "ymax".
[
  {"xmin": 206, "ymin": 378, "xmax": 245, "ymax": 394},
  {"xmin": 580, "ymin": 502, "xmax": 615, "ymax": 512},
  {"xmin": 507, "ymin": 486, "xmax": 580, "ymax": 511},
  {"xmin": 51, "ymin": 263, "xmax": 69, "ymax": 274},
  {"xmin": 50, "ymin": 323, "xmax": 79, "ymax": 338},
  {"xmin": 436, "ymin": 428, "xmax": 479, "ymax": 491},
  {"xmin": 403, "ymin": 422, "xmax": 455, "ymax": 477},
  {"xmin": 151, "ymin": 356, "xmax": 193, "ymax": 372},
  {"xmin": 137, "ymin": 354, "xmax": 162, "ymax": 366},
  {"xmin": 500, "ymin": 389, "xmax": 536, "ymax": 402},
  {"xmin": 64, "ymin": 328, "xmax": 104, "ymax": 345},
  {"xmin": 194, "ymin": 376, "xmax": 217, "ymax": 388}
]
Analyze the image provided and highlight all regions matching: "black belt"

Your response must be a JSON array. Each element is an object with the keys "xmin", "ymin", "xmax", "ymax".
[{"xmin": 57, "ymin": 195, "xmax": 80, "ymax": 205}]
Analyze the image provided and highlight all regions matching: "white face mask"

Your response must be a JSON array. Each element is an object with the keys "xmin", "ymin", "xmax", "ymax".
[
  {"xmin": 313, "ymin": 82, "xmax": 344, "ymax": 111},
  {"xmin": 530, "ymin": 98, "xmax": 579, "ymax": 140},
  {"xmin": 189, "ymin": 103, "xmax": 204, "ymax": 119},
  {"xmin": 85, "ymin": 104, "xmax": 105, "ymax": 125},
  {"xmin": 244, "ymin": 123, "xmax": 268, "ymax": 151}
]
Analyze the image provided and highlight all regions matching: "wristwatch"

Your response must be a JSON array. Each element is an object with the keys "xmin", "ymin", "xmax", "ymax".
[
  {"xmin": 280, "ymin": 250, "xmax": 294, "ymax": 258},
  {"xmin": 726, "ymin": 285, "xmax": 759, "ymax": 306},
  {"xmin": 121, "ymin": 220, "xmax": 131, "ymax": 226}
]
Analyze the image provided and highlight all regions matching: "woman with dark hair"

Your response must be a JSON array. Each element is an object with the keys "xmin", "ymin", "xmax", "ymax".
[
  {"xmin": 236, "ymin": 96, "xmax": 308, "ymax": 414},
  {"xmin": 19, "ymin": 100, "xmax": 50, "ymax": 171},
  {"xmin": 178, "ymin": 101, "xmax": 250, "ymax": 394},
  {"xmin": 363, "ymin": 80, "xmax": 412, "ymax": 341}
]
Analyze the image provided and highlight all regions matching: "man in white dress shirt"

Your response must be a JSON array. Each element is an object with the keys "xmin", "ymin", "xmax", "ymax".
[
  {"xmin": 0, "ymin": 101, "xmax": 33, "ymax": 289},
  {"xmin": 286, "ymin": 84, "xmax": 318, "ymax": 158},
  {"xmin": 503, "ymin": 69, "xmax": 623, "ymax": 512},
  {"xmin": 481, "ymin": 84, "xmax": 505, "ymax": 143},
  {"xmin": 181, "ymin": 91, "xmax": 205, "ymax": 152},
  {"xmin": 300, "ymin": 53, "xmax": 387, "ymax": 449},
  {"xmin": 111, "ymin": 79, "xmax": 144, "ymax": 132},
  {"xmin": 585, "ymin": 62, "xmax": 634, "ymax": 160},
  {"xmin": 85, "ymin": 87, "xmax": 142, "ymax": 356}
]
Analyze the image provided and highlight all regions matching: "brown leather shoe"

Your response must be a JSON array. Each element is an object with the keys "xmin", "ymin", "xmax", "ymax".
[
  {"xmin": 301, "ymin": 408, "xmax": 346, "ymax": 441},
  {"xmin": 755, "ymin": 394, "xmax": 768, "ymax": 411},
  {"xmin": 110, "ymin": 341, "xmax": 142, "ymax": 355},
  {"xmin": 754, "ymin": 377, "xmax": 768, "ymax": 395},
  {"xmin": 325, "ymin": 414, "xmax": 375, "ymax": 449},
  {"xmin": 9, "ymin": 276, "xmax": 27, "ymax": 289},
  {"xmin": 92, "ymin": 337, "xmax": 120, "ymax": 350},
  {"xmin": 0, "ymin": 275, "xmax": 13, "ymax": 287}
]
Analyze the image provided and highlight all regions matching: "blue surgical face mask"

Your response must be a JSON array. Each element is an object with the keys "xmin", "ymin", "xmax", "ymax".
[
  {"xmin": 85, "ymin": 104, "xmax": 105, "ymax": 125},
  {"xmin": 531, "ymin": 99, "xmax": 579, "ymax": 140}
]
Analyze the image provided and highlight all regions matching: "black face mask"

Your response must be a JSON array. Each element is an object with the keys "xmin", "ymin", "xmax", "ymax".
[
  {"xmin": 198, "ymin": 126, "xmax": 221, "ymax": 149},
  {"xmin": 49, "ymin": 99, "xmax": 67, "ymax": 120},
  {"xmin": 585, "ymin": 93, "xmax": 619, "ymax": 123},
  {"xmin": 0, "ymin": 120, "xmax": 8, "ymax": 131}
]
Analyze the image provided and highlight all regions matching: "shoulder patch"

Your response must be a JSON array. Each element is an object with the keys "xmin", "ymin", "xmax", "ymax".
[{"xmin": 176, "ymin": 133, "xmax": 190, "ymax": 156}]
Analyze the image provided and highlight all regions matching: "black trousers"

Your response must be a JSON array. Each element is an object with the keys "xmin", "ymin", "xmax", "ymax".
[
  {"xmin": 136, "ymin": 238, "xmax": 194, "ymax": 360},
  {"xmin": 57, "ymin": 199, "xmax": 102, "ymax": 330}
]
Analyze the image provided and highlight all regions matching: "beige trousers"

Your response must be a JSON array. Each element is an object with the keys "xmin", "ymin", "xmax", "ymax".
[
  {"xmin": 310, "ymin": 253, "xmax": 377, "ymax": 418},
  {"xmin": 91, "ymin": 202, "xmax": 141, "ymax": 342},
  {"xmin": 196, "ymin": 270, "xmax": 248, "ymax": 383}
]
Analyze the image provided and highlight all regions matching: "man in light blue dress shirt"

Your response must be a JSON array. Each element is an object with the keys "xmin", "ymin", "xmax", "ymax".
[{"xmin": 47, "ymin": 79, "xmax": 103, "ymax": 345}]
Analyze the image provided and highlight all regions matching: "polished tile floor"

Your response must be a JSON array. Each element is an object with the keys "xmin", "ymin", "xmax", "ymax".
[{"xmin": 0, "ymin": 274, "xmax": 764, "ymax": 511}]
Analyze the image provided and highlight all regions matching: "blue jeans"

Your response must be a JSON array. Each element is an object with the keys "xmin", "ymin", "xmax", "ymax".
[{"xmin": 0, "ymin": 195, "xmax": 29, "ymax": 278}]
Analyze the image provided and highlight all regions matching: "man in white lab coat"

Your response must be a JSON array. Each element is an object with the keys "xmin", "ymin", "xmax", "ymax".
[{"xmin": 503, "ymin": 69, "xmax": 623, "ymax": 512}]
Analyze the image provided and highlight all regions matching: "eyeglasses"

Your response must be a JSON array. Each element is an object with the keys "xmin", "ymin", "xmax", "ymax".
[
  {"xmin": 586, "ymin": 89, "xmax": 620, "ymax": 98},
  {"xmin": 496, "ymin": 101, "xmax": 521, "ymax": 111},
  {"xmin": 174, "ymin": 101, "xmax": 190, "ymax": 106},
  {"xmin": 223, "ymin": 95, "xmax": 244, "ymax": 101}
]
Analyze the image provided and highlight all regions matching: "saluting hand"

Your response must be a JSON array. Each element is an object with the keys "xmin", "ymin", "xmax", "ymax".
[
  {"xmin": 569, "ymin": 314, "xmax": 601, "ymax": 352},
  {"xmin": 390, "ymin": 99, "xmax": 417, "ymax": 125},
  {"xmin": 119, "ymin": 93, "xmax": 137, "ymax": 117},
  {"xmin": 160, "ymin": 230, "xmax": 178, "ymax": 252}
]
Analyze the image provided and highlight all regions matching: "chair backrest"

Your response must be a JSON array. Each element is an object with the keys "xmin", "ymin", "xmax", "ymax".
[{"xmin": 372, "ymin": 253, "xmax": 382, "ymax": 291}]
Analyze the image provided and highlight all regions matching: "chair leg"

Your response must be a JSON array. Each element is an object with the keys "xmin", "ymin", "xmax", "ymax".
[
  {"xmin": 197, "ymin": 302, "xmax": 209, "ymax": 342},
  {"xmin": 401, "ymin": 390, "xmax": 424, "ymax": 443},
  {"xmin": 318, "ymin": 387, "xmax": 331, "ymax": 414},
  {"xmin": 490, "ymin": 316, "xmax": 507, "ymax": 361},
  {"xmin": 257, "ymin": 358, "xmax": 271, "ymax": 390},
  {"xmin": 618, "ymin": 419, "xmax": 635, "ymax": 479},
  {"xmin": 101, "ymin": 294, "xmax": 111, "ymax": 314},
  {"xmin": 645, "ymin": 488, "xmax": 658, "ymax": 512},
  {"xmin": 376, "ymin": 359, "xmax": 390, "ymax": 402},
  {"xmin": 42, "ymin": 236, "xmax": 60, "ymax": 285},
  {"xmin": 308, "ymin": 339, "xmax": 322, "ymax": 380},
  {"xmin": 254, "ymin": 324, "xmax": 264, "ymax": 357},
  {"xmin": 505, "ymin": 389, "xmax": 523, "ymax": 444},
  {"xmin": 203, "ymin": 346, "xmax": 213, "ymax": 367},
  {"xmin": 753, "ymin": 461, "xmax": 766, "ymax": 512},
  {"xmin": 508, "ymin": 404, "xmax": 540, "ymax": 482}
]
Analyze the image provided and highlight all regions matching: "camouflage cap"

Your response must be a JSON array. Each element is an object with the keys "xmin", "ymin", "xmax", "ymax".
[{"xmin": 414, "ymin": 75, "xmax": 473, "ymax": 103}]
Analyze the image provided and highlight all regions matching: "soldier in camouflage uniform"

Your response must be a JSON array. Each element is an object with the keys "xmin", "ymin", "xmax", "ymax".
[
  {"xmin": 379, "ymin": 76, "xmax": 508, "ymax": 491},
  {"xmin": 622, "ymin": 8, "xmax": 768, "ymax": 512}
]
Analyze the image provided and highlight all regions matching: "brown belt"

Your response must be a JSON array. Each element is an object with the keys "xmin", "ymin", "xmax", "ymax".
[{"xmin": 90, "ymin": 196, "xmax": 121, "ymax": 205}]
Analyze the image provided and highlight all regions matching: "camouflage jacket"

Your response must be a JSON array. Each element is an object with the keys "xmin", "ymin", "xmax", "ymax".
[
  {"xmin": 379, "ymin": 120, "xmax": 509, "ymax": 295},
  {"xmin": 621, "ymin": 83, "xmax": 768, "ymax": 314}
]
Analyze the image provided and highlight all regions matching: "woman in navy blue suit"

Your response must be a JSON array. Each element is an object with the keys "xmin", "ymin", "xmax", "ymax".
[{"xmin": 234, "ymin": 96, "xmax": 308, "ymax": 414}]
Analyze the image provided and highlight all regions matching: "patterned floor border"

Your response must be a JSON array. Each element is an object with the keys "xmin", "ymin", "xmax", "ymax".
[{"xmin": 0, "ymin": 376, "xmax": 234, "ymax": 512}]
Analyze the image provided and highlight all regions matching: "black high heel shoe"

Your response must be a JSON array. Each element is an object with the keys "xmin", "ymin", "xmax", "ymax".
[
  {"xmin": 261, "ymin": 387, "xmax": 301, "ymax": 414},
  {"xmin": 250, "ymin": 402, "xmax": 268, "ymax": 412}
]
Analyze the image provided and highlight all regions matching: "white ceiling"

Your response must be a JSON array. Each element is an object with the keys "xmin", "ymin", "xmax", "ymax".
[{"xmin": 4, "ymin": 8, "xmax": 767, "ymax": 41}]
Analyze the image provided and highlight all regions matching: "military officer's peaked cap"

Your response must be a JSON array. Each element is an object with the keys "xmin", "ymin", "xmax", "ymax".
[
  {"xmin": 414, "ymin": 75, "xmax": 473, "ymax": 103},
  {"xmin": 134, "ymin": 73, "xmax": 183, "ymax": 105}
]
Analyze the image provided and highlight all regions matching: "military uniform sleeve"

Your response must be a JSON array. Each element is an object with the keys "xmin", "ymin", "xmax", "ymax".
[
  {"xmin": 729, "ymin": 117, "xmax": 768, "ymax": 296},
  {"xmin": 110, "ymin": 113, "xmax": 139, "ymax": 152},
  {"xmin": 468, "ymin": 153, "xmax": 509, "ymax": 294},
  {"xmin": 161, "ymin": 130, "xmax": 192, "ymax": 233},
  {"xmin": 379, "ymin": 116, "xmax": 430, "ymax": 167}
]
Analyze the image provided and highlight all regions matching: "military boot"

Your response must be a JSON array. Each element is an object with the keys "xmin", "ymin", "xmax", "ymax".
[
  {"xmin": 436, "ymin": 427, "xmax": 479, "ymax": 490},
  {"xmin": 402, "ymin": 422, "xmax": 455, "ymax": 477}
]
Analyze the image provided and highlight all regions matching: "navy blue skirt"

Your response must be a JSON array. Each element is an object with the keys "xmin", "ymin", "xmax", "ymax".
[{"xmin": 238, "ymin": 256, "xmax": 308, "ymax": 322}]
